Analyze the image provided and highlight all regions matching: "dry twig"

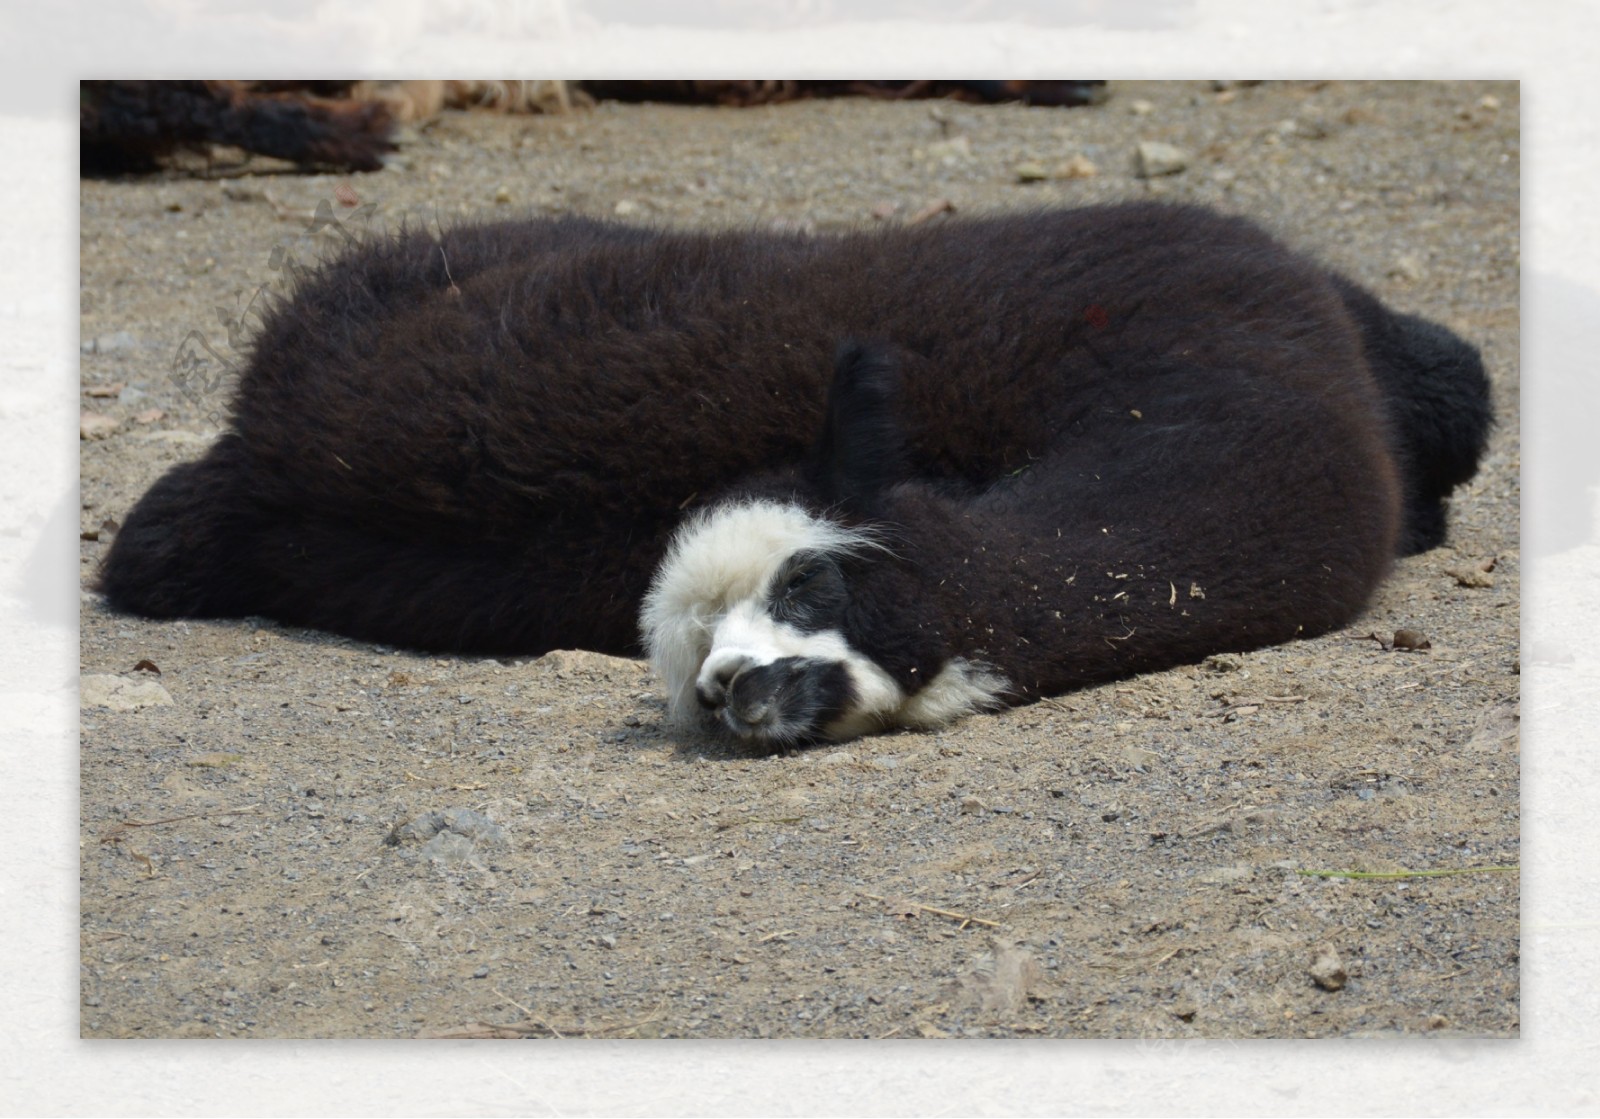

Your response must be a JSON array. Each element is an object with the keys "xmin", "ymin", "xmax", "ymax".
[{"xmin": 857, "ymin": 892, "xmax": 1001, "ymax": 929}]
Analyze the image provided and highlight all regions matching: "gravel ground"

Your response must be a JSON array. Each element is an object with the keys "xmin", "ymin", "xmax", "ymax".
[{"xmin": 78, "ymin": 79, "xmax": 1519, "ymax": 1039}]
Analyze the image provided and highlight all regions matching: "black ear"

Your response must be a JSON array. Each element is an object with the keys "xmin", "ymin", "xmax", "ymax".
[{"xmin": 807, "ymin": 339, "xmax": 908, "ymax": 516}]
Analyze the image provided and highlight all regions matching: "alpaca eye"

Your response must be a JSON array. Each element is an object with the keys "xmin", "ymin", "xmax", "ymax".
[{"xmin": 785, "ymin": 569, "xmax": 817, "ymax": 595}]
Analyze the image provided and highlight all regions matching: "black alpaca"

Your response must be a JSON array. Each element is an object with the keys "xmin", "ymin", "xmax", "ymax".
[{"xmin": 98, "ymin": 203, "xmax": 1491, "ymax": 745}]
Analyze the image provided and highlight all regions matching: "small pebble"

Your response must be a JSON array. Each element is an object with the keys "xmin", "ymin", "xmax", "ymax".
[
  {"xmin": 80, "ymin": 412, "xmax": 120, "ymax": 441},
  {"xmin": 1309, "ymin": 945, "xmax": 1348, "ymax": 991},
  {"xmin": 1389, "ymin": 254, "xmax": 1426, "ymax": 282},
  {"xmin": 1135, "ymin": 141, "xmax": 1189, "ymax": 178},
  {"xmin": 1054, "ymin": 154, "xmax": 1098, "ymax": 179}
]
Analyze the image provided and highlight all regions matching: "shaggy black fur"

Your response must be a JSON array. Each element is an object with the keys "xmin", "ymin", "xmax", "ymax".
[
  {"xmin": 80, "ymin": 80, "xmax": 395, "ymax": 175},
  {"xmin": 99, "ymin": 203, "xmax": 1491, "ymax": 705}
]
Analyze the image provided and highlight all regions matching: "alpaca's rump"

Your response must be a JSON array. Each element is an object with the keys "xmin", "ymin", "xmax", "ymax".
[{"xmin": 99, "ymin": 202, "xmax": 1490, "ymax": 734}]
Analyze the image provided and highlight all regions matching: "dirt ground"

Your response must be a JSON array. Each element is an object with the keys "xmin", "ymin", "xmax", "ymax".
[{"xmin": 77, "ymin": 79, "xmax": 1519, "ymax": 1039}]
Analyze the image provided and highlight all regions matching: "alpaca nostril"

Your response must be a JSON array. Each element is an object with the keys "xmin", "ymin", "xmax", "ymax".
[{"xmin": 696, "ymin": 654, "xmax": 751, "ymax": 710}]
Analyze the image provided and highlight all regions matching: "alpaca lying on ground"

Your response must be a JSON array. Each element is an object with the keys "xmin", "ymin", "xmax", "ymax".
[{"xmin": 99, "ymin": 203, "xmax": 1491, "ymax": 747}]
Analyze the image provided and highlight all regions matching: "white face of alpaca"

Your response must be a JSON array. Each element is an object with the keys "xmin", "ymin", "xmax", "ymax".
[{"xmin": 640, "ymin": 499, "xmax": 1009, "ymax": 746}]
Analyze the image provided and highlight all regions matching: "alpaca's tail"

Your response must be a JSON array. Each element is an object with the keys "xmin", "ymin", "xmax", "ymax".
[
  {"xmin": 97, "ymin": 435, "xmax": 268, "ymax": 620},
  {"xmin": 1335, "ymin": 277, "xmax": 1494, "ymax": 554}
]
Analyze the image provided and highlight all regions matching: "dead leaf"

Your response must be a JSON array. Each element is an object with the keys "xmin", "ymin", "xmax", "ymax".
[
  {"xmin": 908, "ymin": 198, "xmax": 956, "ymax": 224},
  {"xmin": 1392, "ymin": 629, "xmax": 1431, "ymax": 651},
  {"xmin": 131, "ymin": 659, "xmax": 161, "ymax": 674}
]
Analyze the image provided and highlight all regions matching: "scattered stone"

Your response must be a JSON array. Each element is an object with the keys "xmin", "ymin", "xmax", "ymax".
[
  {"xmin": 613, "ymin": 198, "xmax": 640, "ymax": 216},
  {"xmin": 1014, "ymin": 161, "xmax": 1049, "ymax": 183},
  {"xmin": 80, "ymin": 411, "xmax": 120, "ymax": 440},
  {"xmin": 1309, "ymin": 944, "xmax": 1347, "ymax": 991},
  {"xmin": 1135, "ymin": 141, "xmax": 1188, "ymax": 178},
  {"xmin": 959, "ymin": 795, "xmax": 988, "ymax": 815},
  {"xmin": 1053, "ymin": 154, "xmax": 1098, "ymax": 179},
  {"xmin": 80, "ymin": 674, "xmax": 174, "ymax": 711},
  {"xmin": 132, "ymin": 408, "xmax": 166, "ymax": 425},
  {"xmin": 1203, "ymin": 654, "xmax": 1241, "ymax": 673},
  {"xmin": 870, "ymin": 200, "xmax": 900, "ymax": 220},
  {"xmin": 1389, "ymin": 254, "xmax": 1426, "ymax": 283},
  {"xmin": 1445, "ymin": 562, "xmax": 1495, "ymax": 588},
  {"xmin": 84, "ymin": 381, "xmax": 124, "ymax": 398},
  {"xmin": 493, "ymin": 186, "xmax": 513, "ymax": 203},
  {"xmin": 1129, "ymin": 99, "xmax": 1155, "ymax": 115},
  {"xmin": 387, "ymin": 807, "xmax": 508, "ymax": 849},
  {"xmin": 925, "ymin": 136, "xmax": 972, "ymax": 163}
]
